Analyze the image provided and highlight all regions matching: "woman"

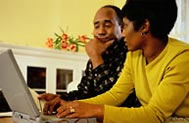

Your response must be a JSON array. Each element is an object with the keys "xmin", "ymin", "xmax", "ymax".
[{"xmin": 56, "ymin": 0, "xmax": 189, "ymax": 123}]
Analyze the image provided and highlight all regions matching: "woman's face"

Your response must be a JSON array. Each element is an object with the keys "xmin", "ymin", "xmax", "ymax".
[{"xmin": 122, "ymin": 17, "xmax": 144, "ymax": 51}]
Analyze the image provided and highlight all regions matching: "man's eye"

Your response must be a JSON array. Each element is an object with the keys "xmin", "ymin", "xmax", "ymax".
[
  {"xmin": 94, "ymin": 25, "xmax": 99, "ymax": 29},
  {"xmin": 105, "ymin": 24, "xmax": 112, "ymax": 28}
]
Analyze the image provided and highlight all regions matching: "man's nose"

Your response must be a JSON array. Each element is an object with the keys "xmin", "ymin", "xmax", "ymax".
[{"xmin": 98, "ymin": 26, "xmax": 106, "ymax": 35}]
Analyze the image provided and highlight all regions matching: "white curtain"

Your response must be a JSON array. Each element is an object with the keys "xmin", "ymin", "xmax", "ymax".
[{"xmin": 170, "ymin": 0, "xmax": 189, "ymax": 43}]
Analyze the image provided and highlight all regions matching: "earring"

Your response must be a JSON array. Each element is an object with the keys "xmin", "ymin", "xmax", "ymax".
[{"xmin": 141, "ymin": 32, "xmax": 146, "ymax": 37}]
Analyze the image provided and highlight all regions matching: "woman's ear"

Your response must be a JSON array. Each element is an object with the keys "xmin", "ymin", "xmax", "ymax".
[{"xmin": 141, "ymin": 19, "xmax": 150, "ymax": 34}]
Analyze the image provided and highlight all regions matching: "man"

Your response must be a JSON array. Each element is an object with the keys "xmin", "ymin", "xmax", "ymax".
[{"xmin": 39, "ymin": 5, "xmax": 140, "ymax": 115}]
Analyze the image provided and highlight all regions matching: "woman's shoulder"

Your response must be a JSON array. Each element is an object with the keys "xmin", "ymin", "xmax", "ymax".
[
  {"xmin": 169, "ymin": 37, "xmax": 189, "ymax": 50},
  {"xmin": 167, "ymin": 38, "xmax": 189, "ymax": 62}
]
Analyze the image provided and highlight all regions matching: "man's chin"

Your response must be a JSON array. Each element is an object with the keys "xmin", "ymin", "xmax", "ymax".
[{"xmin": 99, "ymin": 38, "xmax": 115, "ymax": 42}]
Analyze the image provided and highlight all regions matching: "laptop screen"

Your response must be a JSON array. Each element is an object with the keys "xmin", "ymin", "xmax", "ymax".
[{"xmin": 0, "ymin": 49, "xmax": 40, "ymax": 118}]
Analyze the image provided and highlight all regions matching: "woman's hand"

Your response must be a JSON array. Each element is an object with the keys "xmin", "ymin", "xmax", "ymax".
[{"xmin": 56, "ymin": 100, "xmax": 104, "ymax": 121}]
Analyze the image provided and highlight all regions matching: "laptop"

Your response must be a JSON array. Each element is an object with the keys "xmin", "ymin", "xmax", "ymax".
[{"xmin": 0, "ymin": 49, "xmax": 96, "ymax": 123}]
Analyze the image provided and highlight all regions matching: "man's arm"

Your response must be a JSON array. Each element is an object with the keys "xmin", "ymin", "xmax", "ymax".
[
  {"xmin": 85, "ymin": 37, "xmax": 114, "ymax": 69},
  {"xmin": 60, "ymin": 38, "xmax": 116, "ymax": 100},
  {"xmin": 61, "ymin": 54, "xmax": 124, "ymax": 101},
  {"xmin": 60, "ymin": 61, "xmax": 93, "ymax": 100}
]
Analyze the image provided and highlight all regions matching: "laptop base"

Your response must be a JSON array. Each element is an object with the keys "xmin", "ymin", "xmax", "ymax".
[{"xmin": 12, "ymin": 111, "xmax": 97, "ymax": 123}]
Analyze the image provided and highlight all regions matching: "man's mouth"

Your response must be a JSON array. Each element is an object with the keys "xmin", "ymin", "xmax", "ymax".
[{"xmin": 98, "ymin": 37, "xmax": 112, "ymax": 42}]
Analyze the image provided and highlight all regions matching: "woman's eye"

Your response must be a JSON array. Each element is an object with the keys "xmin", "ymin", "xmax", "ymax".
[{"xmin": 123, "ymin": 24, "xmax": 128, "ymax": 29}]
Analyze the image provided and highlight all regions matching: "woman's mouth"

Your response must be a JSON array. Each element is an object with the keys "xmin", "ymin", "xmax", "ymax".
[{"xmin": 124, "ymin": 39, "xmax": 128, "ymax": 46}]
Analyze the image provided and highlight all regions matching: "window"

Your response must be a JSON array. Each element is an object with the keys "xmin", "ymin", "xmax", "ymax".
[
  {"xmin": 170, "ymin": 0, "xmax": 189, "ymax": 43},
  {"xmin": 56, "ymin": 69, "xmax": 73, "ymax": 94},
  {"xmin": 27, "ymin": 66, "xmax": 46, "ymax": 94},
  {"xmin": 0, "ymin": 91, "xmax": 11, "ymax": 112}
]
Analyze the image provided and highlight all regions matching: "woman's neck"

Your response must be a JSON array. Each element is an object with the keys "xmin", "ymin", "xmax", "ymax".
[{"xmin": 143, "ymin": 37, "xmax": 167, "ymax": 64}]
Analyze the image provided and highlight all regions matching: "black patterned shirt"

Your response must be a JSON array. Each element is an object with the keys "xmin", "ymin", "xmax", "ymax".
[{"xmin": 60, "ymin": 38, "xmax": 128, "ymax": 101}]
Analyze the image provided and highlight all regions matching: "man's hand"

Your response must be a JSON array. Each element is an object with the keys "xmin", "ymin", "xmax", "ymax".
[
  {"xmin": 38, "ymin": 93, "xmax": 61, "ymax": 115},
  {"xmin": 38, "ymin": 93, "xmax": 60, "ymax": 101},
  {"xmin": 43, "ymin": 96, "xmax": 61, "ymax": 115},
  {"xmin": 85, "ymin": 37, "xmax": 114, "ymax": 69}
]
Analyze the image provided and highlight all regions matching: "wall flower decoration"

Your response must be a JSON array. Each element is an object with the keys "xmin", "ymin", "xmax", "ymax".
[{"xmin": 46, "ymin": 28, "xmax": 90, "ymax": 52}]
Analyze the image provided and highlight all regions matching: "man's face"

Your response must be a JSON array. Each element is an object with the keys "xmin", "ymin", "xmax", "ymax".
[{"xmin": 93, "ymin": 7, "xmax": 122, "ymax": 42}]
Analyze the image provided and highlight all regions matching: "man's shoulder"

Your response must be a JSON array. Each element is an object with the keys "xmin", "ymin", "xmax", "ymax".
[{"xmin": 113, "ymin": 38, "xmax": 128, "ymax": 50}]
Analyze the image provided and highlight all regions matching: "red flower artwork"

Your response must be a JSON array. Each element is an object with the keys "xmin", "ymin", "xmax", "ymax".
[{"xmin": 46, "ymin": 28, "xmax": 90, "ymax": 52}]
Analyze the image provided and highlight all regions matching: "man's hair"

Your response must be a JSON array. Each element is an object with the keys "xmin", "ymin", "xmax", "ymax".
[
  {"xmin": 102, "ymin": 5, "xmax": 123, "ymax": 26},
  {"xmin": 122, "ymin": 0, "xmax": 177, "ymax": 41}
]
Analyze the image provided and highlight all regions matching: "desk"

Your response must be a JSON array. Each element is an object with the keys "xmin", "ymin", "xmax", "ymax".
[
  {"xmin": 0, "ymin": 117, "xmax": 14, "ymax": 123},
  {"xmin": 0, "ymin": 117, "xmax": 98, "ymax": 123}
]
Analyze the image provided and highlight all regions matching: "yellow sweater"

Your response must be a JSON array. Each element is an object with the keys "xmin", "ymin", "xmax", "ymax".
[{"xmin": 82, "ymin": 38, "xmax": 189, "ymax": 123}]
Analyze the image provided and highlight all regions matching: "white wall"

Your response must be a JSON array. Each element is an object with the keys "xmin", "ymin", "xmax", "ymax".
[{"xmin": 0, "ymin": 43, "xmax": 88, "ymax": 94}]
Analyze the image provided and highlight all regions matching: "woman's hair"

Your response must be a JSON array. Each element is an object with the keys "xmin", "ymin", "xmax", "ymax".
[
  {"xmin": 122, "ymin": 0, "xmax": 177, "ymax": 41},
  {"xmin": 102, "ymin": 5, "xmax": 123, "ymax": 26}
]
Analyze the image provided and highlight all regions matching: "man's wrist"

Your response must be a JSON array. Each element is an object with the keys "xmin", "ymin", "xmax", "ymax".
[
  {"xmin": 56, "ymin": 94, "xmax": 61, "ymax": 97},
  {"xmin": 90, "ymin": 56, "xmax": 104, "ymax": 69}
]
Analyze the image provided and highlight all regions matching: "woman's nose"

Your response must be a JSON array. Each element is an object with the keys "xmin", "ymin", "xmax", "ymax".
[{"xmin": 121, "ymin": 29, "xmax": 126, "ymax": 37}]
